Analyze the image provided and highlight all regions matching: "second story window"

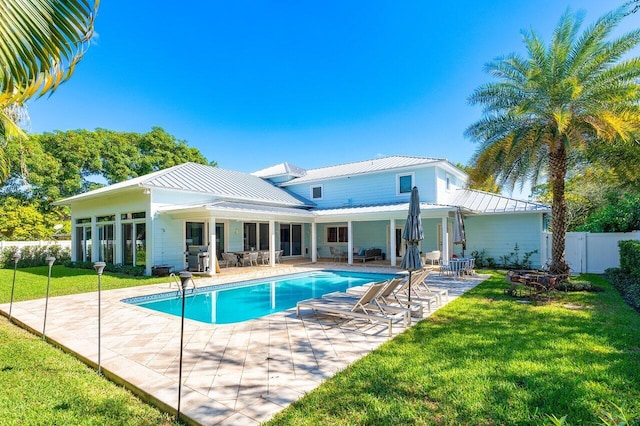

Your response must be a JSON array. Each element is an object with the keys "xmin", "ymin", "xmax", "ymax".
[
  {"xmin": 397, "ymin": 173, "xmax": 414, "ymax": 195},
  {"xmin": 311, "ymin": 185, "xmax": 323, "ymax": 200}
]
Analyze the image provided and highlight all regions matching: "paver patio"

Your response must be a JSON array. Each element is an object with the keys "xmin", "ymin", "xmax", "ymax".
[{"xmin": 0, "ymin": 264, "xmax": 486, "ymax": 425}]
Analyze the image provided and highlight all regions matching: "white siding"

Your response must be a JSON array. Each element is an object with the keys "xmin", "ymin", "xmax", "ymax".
[{"xmin": 465, "ymin": 213, "xmax": 543, "ymax": 268}]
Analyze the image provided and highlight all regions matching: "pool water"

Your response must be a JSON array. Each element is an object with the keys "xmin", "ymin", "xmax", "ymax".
[{"xmin": 127, "ymin": 270, "xmax": 396, "ymax": 324}]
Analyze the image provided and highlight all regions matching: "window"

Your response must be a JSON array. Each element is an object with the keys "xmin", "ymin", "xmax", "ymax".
[
  {"xmin": 326, "ymin": 225, "xmax": 348, "ymax": 243},
  {"xmin": 121, "ymin": 212, "xmax": 145, "ymax": 220},
  {"xmin": 446, "ymin": 175, "xmax": 451, "ymax": 191},
  {"xmin": 311, "ymin": 185, "xmax": 323, "ymax": 200},
  {"xmin": 397, "ymin": 173, "xmax": 414, "ymax": 195}
]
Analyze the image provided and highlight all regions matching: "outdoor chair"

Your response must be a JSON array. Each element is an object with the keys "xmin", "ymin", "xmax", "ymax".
[
  {"xmin": 221, "ymin": 252, "xmax": 238, "ymax": 268},
  {"xmin": 297, "ymin": 282, "xmax": 408, "ymax": 337},
  {"xmin": 396, "ymin": 269, "xmax": 440, "ymax": 308},
  {"xmin": 275, "ymin": 250, "xmax": 283, "ymax": 263},
  {"xmin": 330, "ymin": 246, "xmax": 346, "ymax": 262},
  {"xmin": 241, "ymin": 251, "xmax": 259, "ymax": 266},
  {"xmin": 423, "ymin": 250, "xmax": 441, "ymax": 266},
  {"xmin": 258, "ymin": 250, "xmax": 270, "ymax": 265},
  {"xmin": 347, "ymin": 277, "xmax": 426, "ymax": 316}
]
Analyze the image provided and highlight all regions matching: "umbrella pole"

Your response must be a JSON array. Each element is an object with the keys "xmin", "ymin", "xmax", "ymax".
[{"xmin": 408, "ymin": 271, "xmax": 412, "ymax": 304}]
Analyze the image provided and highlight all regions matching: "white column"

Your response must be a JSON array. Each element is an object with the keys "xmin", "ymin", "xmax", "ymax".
[
  {"xmin": 441, "ymin": 216, "xmax": 449, "ymax": 266},
  {"xmin": 91, "ymin": 217, "xmax": 99, "ymax": 262},
  {"xmin": 347, "ymin": 221, "xmax": 353, "ymax": 264},
  {"xmin": 390, "ymin": 218, "xmax": 396, "ymax": 266},
  {"xmin": 115, "ymin": 213, "xmax": 122, "ymax": 264},
  {"xmin": 211, "ymin": 217, "xmax": 217, "ymax": 273},
  {"xmin": 270, "ymin": 220, "xmax": 276, "ymax": 267},
  {"xmin": 311, "ymin": 222, "xmax": 317, "ymax": 263}
]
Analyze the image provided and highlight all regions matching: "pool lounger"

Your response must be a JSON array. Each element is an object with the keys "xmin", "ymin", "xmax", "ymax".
[{"xmin": 296, "ymin": 282, "xmax": 408, "ymax": 337}]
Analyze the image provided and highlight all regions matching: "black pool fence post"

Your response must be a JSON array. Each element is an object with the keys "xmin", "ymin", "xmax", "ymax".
[
  {"xmin": 42, "ymin": 256, "xmax": 56, "ymax": 340},
  {"xmin": 177, "ymin": 271, "xmax": 192, "ymax": 421},
  {"xmin": 8, "ymin": 252, "xmax": 21, "ymax": 321},
  {"xmin": 93, "ymin": 262, "xmax": 106, "ymax": 374}
]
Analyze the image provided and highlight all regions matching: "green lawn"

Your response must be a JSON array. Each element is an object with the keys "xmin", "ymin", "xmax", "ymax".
[
  {"xmin": 0, "ymin": 265, "xmax": 169, "ymax": 303},
  {"xmin": 1, "ymin": 268, "xmax": 638, "ymax": 425},
  {"xmin": 1, "ymin": 266, "xmax": 179, "ymax": 425},
  {"xmin": 267, "ymin": 272, "xmax": 640, "ymax": 425}
]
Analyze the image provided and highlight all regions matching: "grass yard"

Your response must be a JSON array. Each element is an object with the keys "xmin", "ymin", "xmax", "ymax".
[
  {"xmin": 267, "ymin": 272, "xmax": 640, "ymax": 425},
  {"xmin": 0, "ymin": 266, "xmax": 179, "ymax": 425},
  {"xmin": 1, "ymin": 267, "xmax": 638, "ymax": 425},
  {"xmin": 0, "ymin": 265, "xmax": 169, "ymax": 303}
]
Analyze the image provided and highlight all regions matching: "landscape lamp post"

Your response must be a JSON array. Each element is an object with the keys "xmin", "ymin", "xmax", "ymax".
[
  {"xmin": 8, "ymin": 253, "xmax": 21, "ymax": 321},
  {"xmin": 94, "ymin": 261, "xmax": 106, "ymax": 374},
  {"xmin": 177, "ymin": 271, "xmax": 192, "ymax": 421},
  {"xmin": 42, "ymin": 256, "xmax": 56, "ymax": 340}
]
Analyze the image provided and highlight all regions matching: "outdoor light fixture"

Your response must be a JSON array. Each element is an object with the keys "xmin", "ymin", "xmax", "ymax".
[
  {"xmin": 177, "ymin": 271, "xmax": 192, "ymax": 421},
  {"xmin": 41, "ymin": 256, "xmax": 56, "ymax": 340},
  {"xmin": 8, "ymin": 253, "xmax": 21, "ymax": 321},
  {"xmin": 94, "ymin": 261, "xmax": 106, "ymax": 374}
]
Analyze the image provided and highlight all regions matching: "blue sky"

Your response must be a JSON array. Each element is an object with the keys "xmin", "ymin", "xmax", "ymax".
[{"xmin": 26, "ymin": 1, "xmax": 637, "ymax": 191}]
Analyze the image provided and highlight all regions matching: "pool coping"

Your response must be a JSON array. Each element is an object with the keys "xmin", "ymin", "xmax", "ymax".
[{"xmin": 1, "ymin": 264, "xmax": 487, "ymax": 424}]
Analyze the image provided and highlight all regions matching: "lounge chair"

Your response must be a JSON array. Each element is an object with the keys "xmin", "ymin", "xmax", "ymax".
[
  {"xmin": 323, "ymin": 280, "xmax": 419, "ymax": 320},
  {"xmin": 397, "ymin": 269, "xmax": 440, "ymax": 307},
  {"xmin": 346, "ymin": 277, "xmax": 426, "ymax": 316},
  {"xmin": 414, "ymin": 269, "xmax": 449, "ymax": 304},
  {"xmin": 296, "ymin": 282, "xmax": 408, "ymax": 336}
]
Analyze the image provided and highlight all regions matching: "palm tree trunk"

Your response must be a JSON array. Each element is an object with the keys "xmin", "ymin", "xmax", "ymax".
[{"xmin": 549, "ymin": 142, "xmax": 570, "ymax": 276}]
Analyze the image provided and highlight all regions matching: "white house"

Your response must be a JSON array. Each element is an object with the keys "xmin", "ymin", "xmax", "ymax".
[{"xmin": 56, "ymin": 155, "xmax": 549, "ymax": 275}]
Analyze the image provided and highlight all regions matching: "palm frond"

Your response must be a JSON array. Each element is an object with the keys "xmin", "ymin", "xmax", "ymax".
[{"xmin": 0, "ymin": 0, "xmax": 99, "ymax": 105}]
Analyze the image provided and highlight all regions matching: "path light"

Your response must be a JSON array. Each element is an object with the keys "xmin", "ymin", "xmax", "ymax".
[
  {"xmin": 93, "ymin": 261, "xmax": 106, "ymax": 374},
  {"xmin": 42, "ymin": 256, "xmax": 56, "ymax": 340},
  {"xmin": 177, "ymin": 271, "xmax": 192, "ymax": 421},
  {"xmin": 8, "ymin": 253, "xmax": 21, "ymax": 321}
]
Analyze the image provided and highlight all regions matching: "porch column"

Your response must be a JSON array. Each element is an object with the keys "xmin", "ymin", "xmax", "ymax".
[
  {"xmin": 208, "ymin": 214, "xmax": 217, "ymax": 276},
  {"xmin": 441, "ymin": 216, "xmax": 449, "ymax": 266},
  {"xmin": 91, "ymin": 217, "xmax": 99, "ymax": 262},
  {"xmin": 347, "ymin": 221, "xmax": 353, "ymax": 264},
  {"xmin": 311, "ymin": 222, "xmax": 317, "ymax": 263},
  {"xmin": 115, "ymin": 213, "xmax": 122, "ymax": 264},
  {"xmin": 270, "ymin": 220, "xmax": 276, "ymax": 267},
  {"xmin": 389, "ymin": 218, "xmax": 396, "ymax": 267}
]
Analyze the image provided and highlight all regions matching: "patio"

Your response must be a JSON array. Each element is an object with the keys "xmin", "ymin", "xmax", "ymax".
[{"xmin": 1, "ymin": 263, "xmax": 487, "ymax": 425}]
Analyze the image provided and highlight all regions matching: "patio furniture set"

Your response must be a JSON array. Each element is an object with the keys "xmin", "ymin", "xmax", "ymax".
[{"xmin": 220, "ymin": 250, "xmax": 283, "ymax": 267}]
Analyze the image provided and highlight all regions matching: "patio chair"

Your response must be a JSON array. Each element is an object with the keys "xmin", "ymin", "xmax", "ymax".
[
  {"xmin": 330, "ymin": 246, "xmax": 345, "ymax": 262},
  {"xmin": 415, "ymin": 269, "xmax": 449, "ymax": 304},
  {"xmin": 423, "ymin": 250, "xmax": 441, "ymax": 266},
  {"xmin": 221, "ymin": 252, "xmax": 239, "ymax": 267},
  {"xmin": 275, "ymin": 250, "xmax": 283, "ymax": 263},
  {"xmin": 297, "ymin": 282, "xmax": 408, "ymax": 337},
  {"xmin": 396, "ymin": 269, "xmax": 440, "ymax": 308},
  {"xmin": 346, "ymin": 277, "xmax": 425, "ymax": 316},
  {"xmin": 258, "ymin": 250, "xmax": 270, "ymax": 265},
  {"xmin": 242, "ymin": 251, "xmax": 259, "ymax": 267}
]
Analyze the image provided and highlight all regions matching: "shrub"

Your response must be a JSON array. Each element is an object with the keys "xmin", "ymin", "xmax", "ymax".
[
  {"xmin": 63, "ymin": 260, "xmax": 146, "ymax": 277},
  {"xmin": 1, "ymin": 245, "xmax": 71, "ymax": 268},
  {"xmin": 605, "ymin": 267, "xmax": 640, "ymax": 311},
  {"xmin": 618, "ymin": 240, "xmax": 640, "ymax": 278}
]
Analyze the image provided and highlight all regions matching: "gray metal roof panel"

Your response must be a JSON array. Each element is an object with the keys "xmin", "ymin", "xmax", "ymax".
[
  {"xmin": 451, "ymin": 189, "xmax": 549, "ymax": 214},
  {"xmin": 280, "ymin": 155, "xmax": 443, "ymax": 186}
]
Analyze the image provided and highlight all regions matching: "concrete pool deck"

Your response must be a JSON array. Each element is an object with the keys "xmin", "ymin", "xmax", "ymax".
[{"xmin": 1, "ymin": 264, "xmax": 487, "ymax": 425}]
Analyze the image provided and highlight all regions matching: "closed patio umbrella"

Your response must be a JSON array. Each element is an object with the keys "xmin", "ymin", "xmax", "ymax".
[
  {"xmin": 400, "ymin": 186, "xmax": 424, "ymax": 302},
  {"xmin": 453, "ymin": 207, "xmax": 467, "ymax": 256}
]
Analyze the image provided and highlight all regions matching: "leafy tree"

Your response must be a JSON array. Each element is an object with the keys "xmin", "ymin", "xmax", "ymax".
[
  {"xmin": 465, "ymin": 5, "xmax": 640, "ymax": 274},
  {"xmin": 0, "ymin": 0, "xmax": 99, "ymax": 180},
  {"xmin": 0, "ymin": 196, "xmax": 50, "ymax": 240},
  {"xmin": 578, "ymin": 192, "xmax": 640, "ymax": 232}
]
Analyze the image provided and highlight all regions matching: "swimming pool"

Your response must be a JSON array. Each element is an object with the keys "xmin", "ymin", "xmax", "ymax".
[{"xmin": 124, "ymin": 270, "xmax": 396, "ymax": 325}]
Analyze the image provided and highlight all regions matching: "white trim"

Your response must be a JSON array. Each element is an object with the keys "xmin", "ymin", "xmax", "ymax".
[
  {"xmin": 396, "ymin": 172, "xmax": 415, "ymax": 196},
  {"xmin": 310, "ymin": 184, "xmax": 323, "ymax": 200}
]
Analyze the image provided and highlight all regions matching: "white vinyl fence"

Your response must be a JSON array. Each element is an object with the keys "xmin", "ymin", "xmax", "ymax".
[
  {"xmin": 0, "ymin": 240, "xmax": 72, "ymax": 250},
  {"xmin": 541, "ymin": 231, "xmax": 640, "ymax": 274}
]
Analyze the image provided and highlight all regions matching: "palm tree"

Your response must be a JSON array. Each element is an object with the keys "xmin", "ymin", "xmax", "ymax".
[
  {"xmin": 0, "ymin": 0, "xmax": 98, "ymax": 179},
  {"xmin": 465, "ymin": 4, "xmax": 640, "ymax": 275}
]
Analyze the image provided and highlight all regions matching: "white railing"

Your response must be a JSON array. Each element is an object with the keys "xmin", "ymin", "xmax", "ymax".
[{"xmin": 541, "ymin": 231, "xmax": 640, "ymax": 274}]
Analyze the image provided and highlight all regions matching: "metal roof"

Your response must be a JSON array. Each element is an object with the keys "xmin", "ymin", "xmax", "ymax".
[
  {"xmin": 451, "ymin": 189, "xmax": 550, "ymax": 214},
  {"xmin": 251, "ymin": 162, "xmax": 307, "ymax": 179},
  {"xmin": 57, "ymin": 162, "xmax": 313, "ymax": 207},
  {"xmin": 157, "ymin": 201, "xmax": 316, "ymax": 220},
  {"xmin": 279, "ymin": 155, "xmax": 445, "ymax": 186}
]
